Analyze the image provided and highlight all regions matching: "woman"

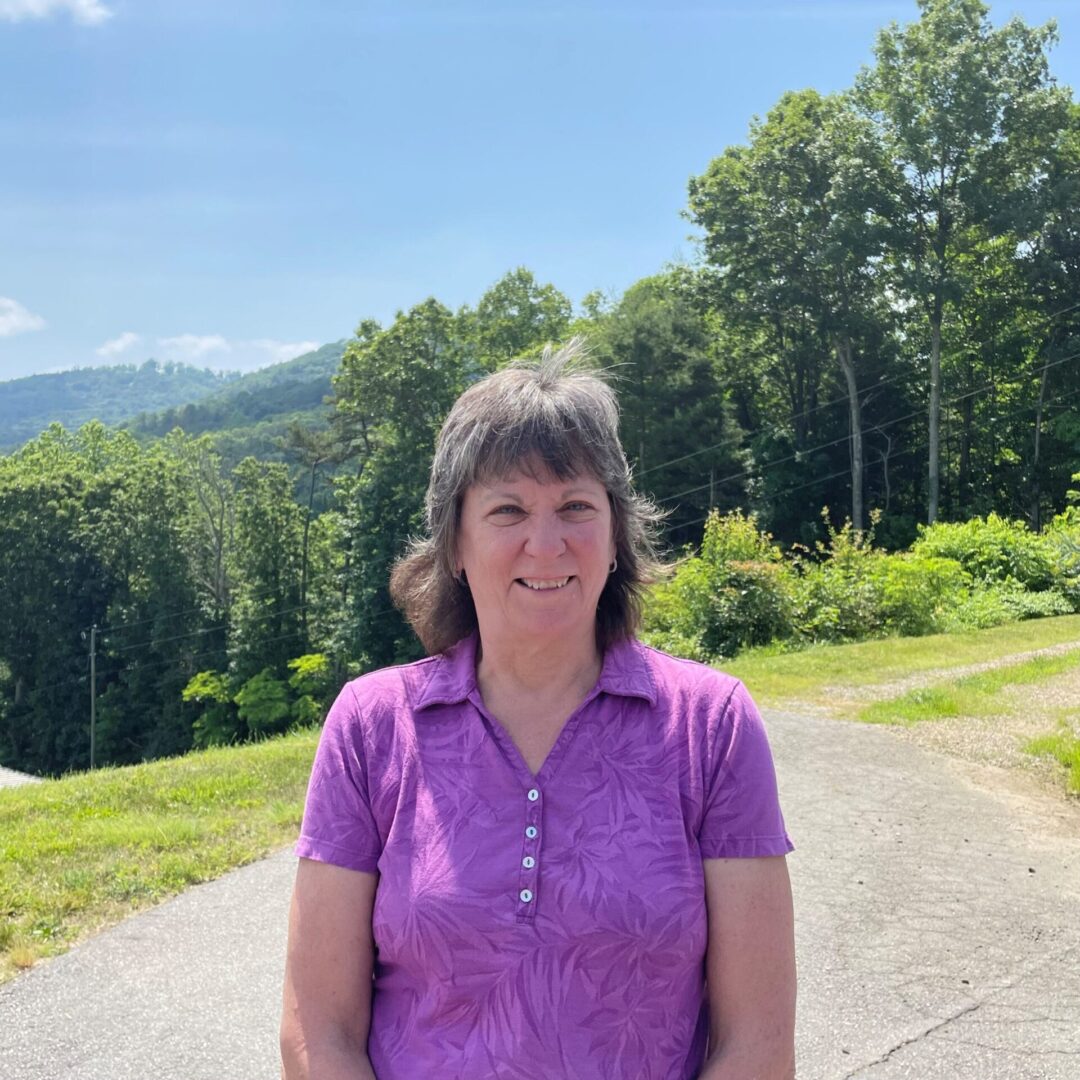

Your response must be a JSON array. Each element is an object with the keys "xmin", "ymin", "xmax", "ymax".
[{"xmin": 280, "ymin": 341, "xmax": 796, "ymax": 1080}]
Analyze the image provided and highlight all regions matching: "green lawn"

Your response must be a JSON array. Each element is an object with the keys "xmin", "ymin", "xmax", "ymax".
[
  {"xmin": 0, "ymin": 727, "xmax": 318, "ymax": 983},
  {"xmin": 724, "ymin": 614, "xmax": 1080, "ymax": 709},
  {"xmin": 857, "ymin": 649, "xmax": 1080, "ymax": 725}
]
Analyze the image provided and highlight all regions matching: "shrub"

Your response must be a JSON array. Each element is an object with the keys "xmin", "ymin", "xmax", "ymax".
[
  {"xmin": 640, "ymin": 556, "xmax": 715, "ymax": 663},
  {"xmin": 287, "ymin": 653, "xmax": 334, "ymax": 725},
  {"xmin": 641, "ymin": 511, "xmax": 795, "ymax": 660},
  {"xmin": 871, "ymin": 554, "xmax": 969, "ymax": 637},
  {"xmin": 182, "ymin": 670, "xmax": 241, "ymax": 748},
  {"xmin": 912, "ymin": 514, "xmax": 1057, "ymax": 592},
  {"xmin": 938, "ymin": 579, "xmax": 1074, "ymax": 633},
  {"xmin": 790, "ymin": 513, "xmax": 886, "ymax": 644},
  {"xmin": 234, "ymin": 669, "xmax": 292, "ymax": 736},
  {"xmin": 1044, "ymin": 506, "xmax": 1080, "ymax": 611}
]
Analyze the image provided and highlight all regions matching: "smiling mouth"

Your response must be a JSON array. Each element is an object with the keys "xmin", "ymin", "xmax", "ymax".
[{"xmin": 517, "ymin": 576, "xmax": 573, "ymax": 590}]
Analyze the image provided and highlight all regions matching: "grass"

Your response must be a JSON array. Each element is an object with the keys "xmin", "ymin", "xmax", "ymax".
[
  {"xmin": 856, "ymin": 649, "xmax": 1080, "ymax": 726},
  {"xmin": 1026, "ymin": 725, "xmax": 1080, "ymax": 795},
  {"xmin": 724, "ymin": 613, "xmax": 1080, "ymax": 708},
  {"xmin": 0, "ymin": 726, "xmax": 319, "ymax": 984}
]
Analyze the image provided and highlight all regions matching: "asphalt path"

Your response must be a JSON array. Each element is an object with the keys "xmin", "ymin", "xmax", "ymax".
[{"xmin": 2, "ymin": 707, "xmax": 1079, "ymax": 1079}]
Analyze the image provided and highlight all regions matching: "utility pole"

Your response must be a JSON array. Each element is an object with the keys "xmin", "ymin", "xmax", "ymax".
[{"xmin": 89, "ymin": 625, "xmax": 97, "ymax": 769}]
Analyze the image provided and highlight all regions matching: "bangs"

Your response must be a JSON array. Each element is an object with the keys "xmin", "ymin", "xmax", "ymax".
[{"xmin": 467, "ymin": 410, "xmax": 602, "ymax": 488}]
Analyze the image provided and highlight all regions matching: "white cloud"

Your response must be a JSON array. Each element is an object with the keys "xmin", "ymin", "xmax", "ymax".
[
  {"xmin": 157, "ymin": 333, "xmax": 232, "ymax": 361},
  {"xmin": 249, "ymin": 339, "xmax": 320, "ymax": 366},
  {"xmin": 146, "ymin": 334, "xmax": 321, "ymax": 373},
  {"xmin": 0, "ymin": 0, "xmax": 113, "ymax": 26},
  {"xmin": 0, "ymin": 296, "xmax": 46, "ymax": 337},
  {"xmin": 95, "ymin": 330, "xmax": 141, "ymax": 357}
]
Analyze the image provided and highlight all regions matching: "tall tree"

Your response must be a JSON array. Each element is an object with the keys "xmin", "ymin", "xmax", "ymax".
[
  {"xmin": 688, "ymin": 90, "xmax": 893, "ymax": 531},
  {"xmin": 857, "ymin": 0, "xmax": 1070, "ymax": 522},
  {"xmin": 461, "ymin": 267, "xmax": 572, "ymax": 371},
  {"xmin": 331, "ymin": 299, "xmax": 466, "ymax": 666},
  {"xmin": 591, "ymin": 272, "xmax": 746, "ymax": 544}
]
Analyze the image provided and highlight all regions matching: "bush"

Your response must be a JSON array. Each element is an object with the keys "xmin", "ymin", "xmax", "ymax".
[
  {"xmin": 871, "ymin": 554, "xmax": 969, "ymax": 637},
  {"xmin": 182, "ymin": 670, "xmax": 241, "ymax": 748},
  {"xmin": 912, "ymin": 514, "xmax": 1058, "ymax": 592},
  {"xmin": 640, "ymin": 511, "xmax": 795, "ymax": 661},
  {"xmin": 234, "ymin": 669, "xmax": 292, "ymax": 736},
  {"xmin": 1044, "ymin": 507, "xmax": 1080, "ymax": 611},
  {"xmin": 790, "ymin": 513, "xmax": 886, "ymax": 644},
  {"xmin": 938, "ymin": 579, "xmax": 1074, "ymax": 633}
]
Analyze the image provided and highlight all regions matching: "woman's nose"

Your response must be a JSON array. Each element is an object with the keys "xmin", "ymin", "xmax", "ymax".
[{"xmin": 523, "ymin": 513, "xmax": 566, "ymax": 558}]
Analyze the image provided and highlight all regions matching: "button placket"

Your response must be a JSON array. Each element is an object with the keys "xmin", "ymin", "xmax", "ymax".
[{"xmin": 517, "ymin": 786, "xmax": 542, "ymax": 919}]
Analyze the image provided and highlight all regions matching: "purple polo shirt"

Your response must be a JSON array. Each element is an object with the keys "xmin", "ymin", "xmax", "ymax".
[{"xmin": 297, "ymin": 633, "xmax": 793, "ymax": 1080}]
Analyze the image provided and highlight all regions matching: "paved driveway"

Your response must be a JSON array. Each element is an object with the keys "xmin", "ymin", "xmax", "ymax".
[{"xmin": 2, "ymin": 707, "xmax": 1078, "ymax": 1079}]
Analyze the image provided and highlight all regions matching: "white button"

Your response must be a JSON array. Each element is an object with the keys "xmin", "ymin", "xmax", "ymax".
[
  {"xmin": 522, "ymin": 856, "xmax": 536, "ymax": 869},
  {"xmin": 519, "ymin": 889, "xmax": 534, "ymax": 902},
  {"xmin": 527, "ymin": 788, "xmax": 540, "ymax": 801},
  {"xmin": 525, "ymin": 826, "xmax": 538, "ymax": 839}
]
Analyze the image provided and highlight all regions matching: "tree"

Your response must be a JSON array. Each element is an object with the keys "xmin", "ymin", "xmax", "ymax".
[
  {"xmin": 857, "ymin": 0, "xmax": 1070, "ymax": 522},
  {"xmin": 330, "ymin": 300, "xmax": 467, "ymax": 666},
  {"xmin": 689, "ymin": 90, "xmax": 894, "ymax": 532},
  {"xmin": 461, "ymin": 267, "xmax": 572, "ymax": 371},
  {"xmin": 229, "ymin": 458, "xmax": 306, "ymax": 682},
  {"xmin": 590, "ymin": 273, "xmax": 745, "ymax": 544}
]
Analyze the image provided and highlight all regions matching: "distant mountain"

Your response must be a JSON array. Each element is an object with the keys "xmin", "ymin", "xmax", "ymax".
[
  {"xmin": 0, "ymin": 359, "xmax": 241, "ymax": 453},
  {"xmin": 0, "ymin": 342, "xmax": 348, "ymax": 456},
  {"xmin": 125, "ymin": 340, "xmax": 347, "ymax": 446}
]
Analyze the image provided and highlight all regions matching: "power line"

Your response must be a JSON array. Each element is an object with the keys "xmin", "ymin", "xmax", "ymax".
[
  {"xmin": 671, "ymin": 380, "xmax": 1080, "ymax": 537},
  {"xmin": 655, "ymin": 345, "xmax": 1080, "ymax": 509},
  {"xmin": 636, "ymin": 296, "xmax": 1080, "ymax": 482}
]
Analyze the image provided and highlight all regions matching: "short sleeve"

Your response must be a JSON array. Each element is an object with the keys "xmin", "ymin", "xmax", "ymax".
[
  {"xmin": 698, "ymin": 680, "xmax": 794, "ymax": 859},
  {"xmin": 295, "ymin": 681, "xmax": 383, "ymax": 873}
]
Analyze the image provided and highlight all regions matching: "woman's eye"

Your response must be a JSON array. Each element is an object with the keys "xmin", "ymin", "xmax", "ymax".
[
  {"xmin": 563, "ymin": 502, "xmax": 593, "ymax": 513},
  {"xmin": 492, "ymin": 505, "xmax": 523, "ymax": 516}
]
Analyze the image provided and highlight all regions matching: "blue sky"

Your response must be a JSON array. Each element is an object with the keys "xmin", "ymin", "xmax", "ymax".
[{"xmin": 1, "ymin": 0, "xmax": 1077, "ymax": 381}]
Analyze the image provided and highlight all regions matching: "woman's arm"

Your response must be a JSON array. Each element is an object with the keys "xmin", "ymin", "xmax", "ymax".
[
  {"xmin": 280, "ymin": 858, "xmax": 380, "ymax": 1080},
  {"xmin": 699, "ymin": 855, "xmax": 796, "ymax": 1080}
]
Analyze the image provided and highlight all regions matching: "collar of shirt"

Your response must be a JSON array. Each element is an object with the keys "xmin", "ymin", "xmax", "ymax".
[{"xmin": 412, "ymin": 631, "xmax": 659, "ymax": 711}]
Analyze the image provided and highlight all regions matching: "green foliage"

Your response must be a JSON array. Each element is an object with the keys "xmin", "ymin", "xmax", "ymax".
[
  {"xmin": 233, "ymin": 669, "xmax": 292, "ymax": 736},
  {"xmin": 871, "ymin": 554, "xmax": 969, "ymax": 637},
  {"xmin": 912, "ymin": 514, "xmax": 1059, "ymax": 591},
  {"xmin": 588, "ymin": 273, "xmax": 745, "ymax": 543},
  {"xmin": 789, "ymin": 514, "xmax": 886, "ymax": 644},
  {"xmin": 460, "ymin": 267, "xmax": 572, "ymax": 371},
  {"xmin": 287, "ymin": 654, "xmax": 334, "ymax": 726},
  {"xmin": 641, "ymin": 511, "xmax": 794, "ymax": 660},
  {"xmin": 183, "ymin": 671, "xmax": 241, "ymax": 749}
]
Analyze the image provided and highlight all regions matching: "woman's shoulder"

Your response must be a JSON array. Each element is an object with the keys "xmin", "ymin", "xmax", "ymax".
[
  {"xmin": 335, "ymin": 635, "xmax": 476, "ymax": 722},
  {"xmin": 631, "ymin": 639, "xmax": 746, "ymax": 704}
]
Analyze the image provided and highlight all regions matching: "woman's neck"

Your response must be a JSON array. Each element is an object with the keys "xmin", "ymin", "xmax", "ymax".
[{"xmin": 475, "ymin": 627, "xmax": 602, "ymax": 710}]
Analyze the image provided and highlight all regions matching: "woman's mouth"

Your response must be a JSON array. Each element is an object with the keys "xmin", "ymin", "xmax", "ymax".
[{"xmin": 517, "ymin": 576, "xmax": 572, "ymax": 590}]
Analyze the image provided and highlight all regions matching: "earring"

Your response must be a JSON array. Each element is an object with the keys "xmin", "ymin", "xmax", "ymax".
[{"xmin": 609, "ymin": 557, "xmax": 618, "ymax": 575}]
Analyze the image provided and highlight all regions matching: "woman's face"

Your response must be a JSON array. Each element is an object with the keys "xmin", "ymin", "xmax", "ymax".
[{"xmin": 455, "ymin": 463, "xmax": 616, "ymax": 652}]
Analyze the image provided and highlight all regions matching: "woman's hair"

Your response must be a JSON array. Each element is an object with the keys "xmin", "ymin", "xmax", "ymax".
[{"xmin": 389, "ymin": 337, "xmax": 667, "ymax": 655}]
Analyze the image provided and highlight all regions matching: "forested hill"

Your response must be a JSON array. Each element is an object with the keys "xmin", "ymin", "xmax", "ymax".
[
  {"xmin": 125, "ymin": 340, "xmax": 346, "ymax": 441},
  {"xmin": 0, "ymin": 360, "xmax": 239, "ymax": 452}
]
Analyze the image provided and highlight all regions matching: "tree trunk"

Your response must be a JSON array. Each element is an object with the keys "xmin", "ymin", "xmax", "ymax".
[
  {"xmin": 928, "ymin": 314, "xmax": 942, "ymax": 524},
  {"xmin": 1030, "ymin": 354, "xmax": 1051, "ymax": 531},
  {"xmin": 836, "ymin": 337, "xmax": 864, "ymax": 533}
]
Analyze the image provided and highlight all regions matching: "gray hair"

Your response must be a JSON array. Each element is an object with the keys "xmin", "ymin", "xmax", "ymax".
[{"xmin": 389, "ymin": 338, "xmax": 666, "ymax": 654}]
